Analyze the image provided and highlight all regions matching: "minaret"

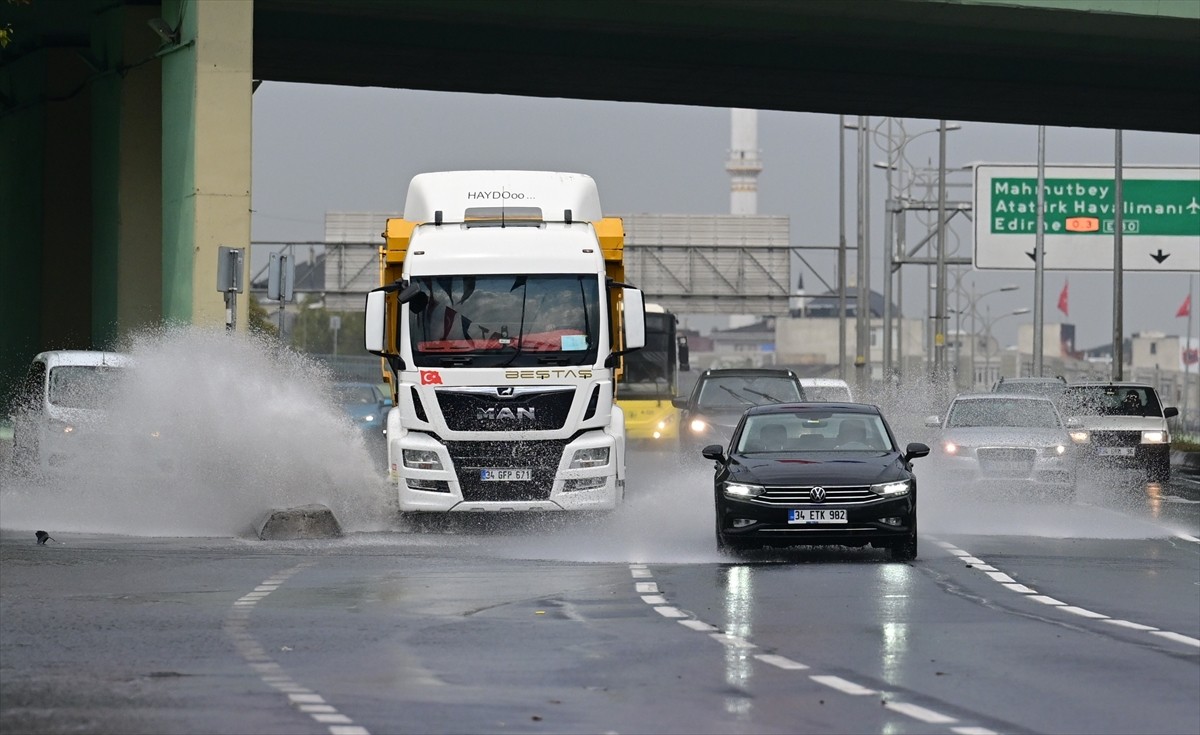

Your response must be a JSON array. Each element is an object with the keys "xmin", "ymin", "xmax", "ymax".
[{"xmin": 726, "ymin": 108, "xmax": 763, "ymax": 215}]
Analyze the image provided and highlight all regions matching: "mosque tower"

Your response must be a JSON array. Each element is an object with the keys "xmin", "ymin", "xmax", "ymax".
[{"xmin": 726, "ymin": 108, "xmax": 763, "ymax": 215}]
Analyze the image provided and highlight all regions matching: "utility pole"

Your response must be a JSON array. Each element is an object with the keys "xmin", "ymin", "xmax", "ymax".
[
  {"xmin": 1033, "ymin": 126, "xmax": 1046, "ymax": 376},
  {"xmin": 1112, "ymin": 130, "xmax": 1125, "ymax": 381},
  {"xmin": 933, "ymin": 120, "xmax": 949, "ymax": 390},
  {"xmin": 855, "ymin": 116, "xmax": 870, "ymax": 396}
]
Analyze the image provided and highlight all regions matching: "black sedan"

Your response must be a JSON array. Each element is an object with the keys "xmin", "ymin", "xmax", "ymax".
[{"xmin": 703, "ymin": 403, "xmax": 930, "ymax": 560}]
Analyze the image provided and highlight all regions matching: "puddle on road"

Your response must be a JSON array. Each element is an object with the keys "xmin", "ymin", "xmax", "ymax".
[{"xmin": 0, "ymin": 326, "xmax": 391, "ymax": 538}]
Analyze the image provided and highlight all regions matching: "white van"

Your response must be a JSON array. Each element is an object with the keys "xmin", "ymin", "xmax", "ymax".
[
  {"xmin": 798, "ymin": 378, "xmax": 855, "ymax": 403},
  {"xmin": 11, "ymin": 350, "xmax": 134, "ymax": 473}
]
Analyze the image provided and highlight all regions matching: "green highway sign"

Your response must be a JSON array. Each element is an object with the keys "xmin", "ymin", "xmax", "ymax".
[{"xmin": 975, "ymin": 165, "xmax": 1200, "ymax": 272}]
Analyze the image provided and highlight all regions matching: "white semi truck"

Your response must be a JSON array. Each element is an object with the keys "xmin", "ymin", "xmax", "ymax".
[{"xmin": 364, "ymin": 171, "xmax": 646, "ymax": 517}]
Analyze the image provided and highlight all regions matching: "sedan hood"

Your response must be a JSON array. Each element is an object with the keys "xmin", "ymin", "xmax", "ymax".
[
  {"xmin": 731, "ymin": 452, "xmax": 906, "ymax": 487},
  {"xmin": 1065, "ymin": 415, "xmax": 1166, "ymax": 431},
  {"xmin": 940, "ymin": 426, "xmax": 1068, "ymax": 447}
]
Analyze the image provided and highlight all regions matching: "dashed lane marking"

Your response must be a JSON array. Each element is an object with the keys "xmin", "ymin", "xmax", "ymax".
[{"xmin": 224, "ymin": 561, "xmax": 371, "ymax": 735}]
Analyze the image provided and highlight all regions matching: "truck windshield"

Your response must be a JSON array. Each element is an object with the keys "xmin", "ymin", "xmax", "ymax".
[{"xmin": 407, "ymin": 274, "xmax": 600, "ymax": 367}]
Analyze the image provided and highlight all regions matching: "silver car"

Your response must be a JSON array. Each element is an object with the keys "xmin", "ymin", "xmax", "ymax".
[{"xmin": 924, "ymin": 393, "xmax": 1081, "ymax": 500}]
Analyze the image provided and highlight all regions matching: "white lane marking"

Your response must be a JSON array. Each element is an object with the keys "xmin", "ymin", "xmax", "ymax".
[
  {"xmin": 754, "ymin": 654, "xmax": 809, "ymax": 670},
  {"xmin": 950, "ymin": 550, "xmax": 971, "ymax": 556},
  {"xmin": 1028, "ymin": 595, "xmax": 1066, "ymax": 605},
  {"xmin": 1150, "ymin": 631, "xmax": 1200, "ymax": 648},
  {"xmin": 710, "ymin": 633, "xmax": 756, "ymax": 649},
  {"xmin": 884, "ymin": 701, "xmax": 958, "ymax": 724},
  {"xmin": 300, "ymin": 705, "xmax": 338, "ymax": 713},
  {"xmin": 631, "ymin": 569, "xmax": 653, "ymax": 578},
  {"xmin": 960, "ymin": 557, "xmax": 985, "ymax": 564},
  {"xmin": 952, "ymin": 727, "xmax": 1001, "ymax": 735},
  {"xmin": 951, "ymin": 545, "xmax": 1198, "ymax": 650},
  {"xmin": 635, "ymin": 582, "xmax": 659, "ymax": 594},
  {"xmin": 936, "ymin": 541, "xmax": 957, "ymax": 549},
  {"xmin": 1104, "ymin": 619, "xmax": 1159, "ymax": 631},
  {"xmin": 640, "ymin": 595, "xmax": 668, "ymax": 605},
  {"xmin": 810, "ymin": 675, "xmax": 876, "ymax": 696},
  {"xmin": 678, "ymin": 619, "xmax": 718, "ymax": 632},
  {"xmin": 226, "ymin": 565, "xmax": 370, "ymax": 735},
  {"xmin": 654, "ymin": 606, "xmax": 687, "ymax": 618}
]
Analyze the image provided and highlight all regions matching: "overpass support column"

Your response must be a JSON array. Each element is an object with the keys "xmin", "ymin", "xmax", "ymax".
[{"xmin": 161, "ymin": 0, "xmax": 253, "ymax": 328}]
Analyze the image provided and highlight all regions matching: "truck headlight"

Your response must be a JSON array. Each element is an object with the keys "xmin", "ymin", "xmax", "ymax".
[
  {"xmin": 870, "ymin": 480, "xmax": 911, "ymax": 497},
  {"xmin": 402, "ymin": 449, "xmax": 442, "ymax": 470},
  {"xmin": 1141, "ymin": 430, "xmax": 1167, "ymax": 444},
  {"xmin": 723, "ymin": 481, "xmax": 764, "ymax": 498},
  {"xmin": 570, "ymin": 447, "xmax": 609, "ymax": 469}
]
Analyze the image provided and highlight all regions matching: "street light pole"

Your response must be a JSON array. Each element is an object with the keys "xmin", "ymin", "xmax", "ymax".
[
  {"xmin": 983, "ymin": 307, "xmax": 1032, "ymax": 384},
  {"xmin": 838, "ymin": 115, "xmax": 847, "ymax": 381},
  {"xmin": 933, "ymin": 120, "xmax": 949, "ymax": 390},
  {"xmin": 856, "ymin": 116, "xmax": 870, "ymax": 396}
]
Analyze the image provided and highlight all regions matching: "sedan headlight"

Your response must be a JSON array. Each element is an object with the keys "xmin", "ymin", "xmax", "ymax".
[
  {"xmin": 942, "ymin": 441, "xmax": 960, "ymax": 455},
  {"xmin": 722, "ymin": 481, "xmax": 765, "ymax": 498},
  {"xmin": 690, "ymin": 418, "xmax": 709, "ymax": 434},
  {"xmin": 1068, "ymin": 430, "xmax": 1090, "ymax": 444},
  {"xmin": 1053, "ymin": 444, "xmax": 1067, "ymax": 455},
  {"xmin": 402, "ymin": 449, "xmax": 442, "ymax": 470},
  {"xmin": 1141, "ymin": 430, "xmax": 1167, "ymax": 444},
  {"xmin": 870, "ymin": 480, "xmax": 911, "ymax": 497},
  {"xmin": 570, "ymin": 447, "xmax": 610, "ymax": 469},
  {"xmin": 361, "ymin": 414, "xmax": 376, "ymax": 423}
]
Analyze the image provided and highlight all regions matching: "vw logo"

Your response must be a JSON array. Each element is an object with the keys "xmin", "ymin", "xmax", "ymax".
[{"xmin": 809, "ymin": 486, "xmax": 827, "ymax": 503}]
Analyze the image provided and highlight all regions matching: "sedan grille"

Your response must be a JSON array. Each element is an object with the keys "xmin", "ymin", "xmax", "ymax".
[
  {"xmin": 758, "ymin": 485, "xmax": 877, "ymax": 505},
  {"xmin": 977, "ymin": 447, "xmax": 1036, "ymax": 477},
  {"xmin": 1089, "ymin": 430, "xmax": 1141, "ymax": 448}
]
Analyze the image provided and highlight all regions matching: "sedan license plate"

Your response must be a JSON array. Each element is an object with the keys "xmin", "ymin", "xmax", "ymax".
[
  {"xmin": 1097, "ymin": 447, "xmax": 1135, "ymax": 457},
  {"xmin": 788, "ymin": 508, "xmax": 847, "ymax": 524},
  {"xmin": 480, "ymin": 468, "xmax": 532, "ymax": 481}
]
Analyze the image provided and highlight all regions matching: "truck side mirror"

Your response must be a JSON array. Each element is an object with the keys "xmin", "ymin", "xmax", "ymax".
[
  {"xmin": 622, "ymin": 288, "xmax": 646, "ymax": 351},
  {"xmin": 365, "ymin": 290, "xmax": 388, "ymax": 355}
]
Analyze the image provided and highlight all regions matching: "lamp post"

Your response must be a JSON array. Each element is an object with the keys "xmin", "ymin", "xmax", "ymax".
[{"xmin": 981, "ymin": 307, "xmax": 1031, "ymax": 387}]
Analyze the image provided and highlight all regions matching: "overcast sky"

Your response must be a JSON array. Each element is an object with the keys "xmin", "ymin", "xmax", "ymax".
[{"xmin": 250, "ymin": 83, "xmax": 1199, "ymax": 352}]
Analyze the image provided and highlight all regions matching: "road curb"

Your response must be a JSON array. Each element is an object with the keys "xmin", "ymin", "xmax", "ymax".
[{"xmin": 255, "ymin": 504, "xmax": 342, "ymax": 540}]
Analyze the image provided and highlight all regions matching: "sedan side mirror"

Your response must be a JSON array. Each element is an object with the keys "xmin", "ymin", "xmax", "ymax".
[
  {"xmin": 1164, "ymin": 406, "xmax": 1179, "ymax": 419},
  {"xmin": 904, "ymin": 442, "xmax": 931, "ymax": 462},
  {"xmin": 923, "ymin": 415, "xmax": 941, "ymax": 428},
  {"xmin": 701, "ymin": 444, "xmax": 725, "ymax": 462},
  {"xmin": 671, "ymin": 397, "xmax": 688, "ymax": 410}
]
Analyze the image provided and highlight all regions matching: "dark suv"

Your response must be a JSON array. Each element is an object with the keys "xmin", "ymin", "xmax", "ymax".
[
  {"xmin": 1059, "ymin": 381, "xmax": 1178, "ymax": 483},
  {"xmin": 673, "ymin": 368, "xmax": 805, "ymax": 454}
]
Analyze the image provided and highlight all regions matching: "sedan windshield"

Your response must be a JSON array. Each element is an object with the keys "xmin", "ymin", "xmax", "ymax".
[
  {"xmin": 1060, "ymin": 386, "xmax": 1163, "ymax": 418},
  {"xmin": 947, "ymin": 398, "xmax": 1060, "ymax": 428},
  {"xmin": 407, "ymin": 274, "xmax": 600, "ymax": 368},
  {"xmin": 736, "ymin": 411, "xmax": 893, "ymax": 453},
  {"xmin": 697, "ymin": 376, "xmax": 803, "ymax": 410}
]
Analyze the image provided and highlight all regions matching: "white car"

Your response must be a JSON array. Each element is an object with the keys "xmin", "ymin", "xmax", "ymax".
[
  {"xmin": 798, "ymin": 378, "xmax": 854, "ymax": 402},
  {"xmin": 925, "ymin": 393, "xmax": 1080, "ymax": 500},
  {"xmin": 1058, "ymin": 382, "xmax": 1177, "ymax": 483},
  {"xmin": 11, "ymin": 350, "xmax": 135, "ymax": 474}
]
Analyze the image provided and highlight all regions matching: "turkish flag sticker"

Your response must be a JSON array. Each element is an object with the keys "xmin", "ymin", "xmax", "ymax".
[{"xmin": 420, "ymin": 370, "xmax": 443, "ymax": 385}]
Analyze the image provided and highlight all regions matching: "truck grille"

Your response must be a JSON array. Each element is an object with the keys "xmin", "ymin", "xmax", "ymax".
[
  {"xmin": 436, "ymin": 387, "xmax": 574, "ymax": 432},
  {"xmin": 447, "ymin": 440, "xmax": 566, "ymax": 502}
]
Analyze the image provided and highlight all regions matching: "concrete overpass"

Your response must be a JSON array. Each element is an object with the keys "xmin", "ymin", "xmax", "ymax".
[{"xmin": 1, "ymin": 0, "xmax": 1198, "ymax": 402}]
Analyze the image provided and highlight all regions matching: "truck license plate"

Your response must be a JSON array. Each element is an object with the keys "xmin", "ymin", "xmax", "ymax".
[
  {"xmin": 788, "ymin": 508, "xmax": 847, "ymax": 524},
  {"xmin": 481, "ymin": 468, "xmax": 532, "ymax": 481}
]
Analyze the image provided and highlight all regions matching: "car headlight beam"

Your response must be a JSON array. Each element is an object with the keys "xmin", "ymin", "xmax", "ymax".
[
  {"xmin": 1068, "ymin": 430, "xmax": 1090, "ymax": 444},
  {"xmin": 1141, "ymin": 430, "xmax": 1167, "ymax": 444},
  {"xmin": 722, "ymin": 481, "xmax": 764, "ymax": 498},
  {"xmin": 690, "ymin": 418, "xmax": 708, "ymax": 434},
  {"xmin": 870, "ymin": 480, "xmax": 911, "ymax": 497}
]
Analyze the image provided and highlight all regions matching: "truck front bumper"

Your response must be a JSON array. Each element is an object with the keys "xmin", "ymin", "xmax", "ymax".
[{"xmin": 390, "ymin": 430, "xmax": 622, "ymax": 512}]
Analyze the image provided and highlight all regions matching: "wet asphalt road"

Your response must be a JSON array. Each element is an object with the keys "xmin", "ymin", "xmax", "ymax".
[{"xmin": 1, "ymin": 452, "xmax": 1198, "ymax": 735}]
